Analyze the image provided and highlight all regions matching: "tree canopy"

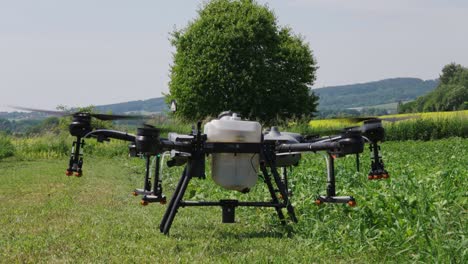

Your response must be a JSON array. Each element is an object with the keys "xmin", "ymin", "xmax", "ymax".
[
  {"xmin": 166, "ymin": 0, "xmax": 318, "ymax": 124},
  {"xmin": 399, "ymin": 63, "xmax": 468, "ymax": 113}
]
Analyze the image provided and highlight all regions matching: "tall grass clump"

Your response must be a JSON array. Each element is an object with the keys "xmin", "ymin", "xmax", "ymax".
[
  {"xmin": 83, "ymin": 139, "xmax": 130, "ymax": 157},
  {"xmin": 12, "ymin": 133, "xmax": 70, "ymax": 160},
  {"xmin": 0, "ymin": 134, "xmax": 15, "ymax": 160}
]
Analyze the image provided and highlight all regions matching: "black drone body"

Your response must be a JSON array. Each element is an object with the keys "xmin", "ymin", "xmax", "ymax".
[
  {"xmin": 70, "ymin": 111, "xmax": 391, "ymax": 235},
  {"xmin": 13, "ymin": 107, "xmax": 392, "ymax": 235}
]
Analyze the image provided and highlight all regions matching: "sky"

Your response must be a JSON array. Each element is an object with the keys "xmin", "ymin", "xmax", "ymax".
[{"xmin": 1, "ymin": 0, "xmax": 467, "ymax": 112}]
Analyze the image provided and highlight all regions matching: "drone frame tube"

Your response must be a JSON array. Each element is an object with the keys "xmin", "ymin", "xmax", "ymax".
[
  {"xmin": 84, "ymin": 129, "xmax": 136, "ymax": 142},
  {"xmin": 159, "ymin": 162, "xmax": 292, "ymax": 235},
  {"xmin": 77, "ymin": 125, "xmax": 370, "ymax": 234},
  {"xmin": 276, "ymin": 141, "xmax": 341, "ymax": 153},
  {"xmin": 158, "ymin": 142, "xmax": 300, "ymax": 235}
]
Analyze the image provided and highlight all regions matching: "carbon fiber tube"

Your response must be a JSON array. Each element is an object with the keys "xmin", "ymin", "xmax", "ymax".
[
  {"xmin": 276, "ymin": 141, "xmax": 341, "ymax": 153},
  {"xmin": 159, "ymin": 139, "xmax": 192, "ymax": 153}
]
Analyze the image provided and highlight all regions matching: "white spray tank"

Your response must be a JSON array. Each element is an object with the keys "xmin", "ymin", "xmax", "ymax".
[{"xmin": 204, "ymin": 112, "xmax": 262, "ymax": 192}]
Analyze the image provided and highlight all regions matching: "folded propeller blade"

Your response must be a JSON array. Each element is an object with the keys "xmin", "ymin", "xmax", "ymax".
[
  {"xmin": 10, "ymin": 106, "xmax": 149, "ymax": 121},
  {"xmin": 325, "ymin": 115, "xmax": 419, "ymax": 124},
  {"xmin": 90, "ymin": 113, "xmax": 148, "ymax": 121},
  {"xmin": 378, "ymin": 116, "xmax": 420, "ymax": 122},
  {"xmin": 8, "ymin": 106, "xmax": 72, "ymax": 116}
]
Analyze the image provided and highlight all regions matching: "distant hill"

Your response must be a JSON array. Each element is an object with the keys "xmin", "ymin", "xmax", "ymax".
[
  {"xmin": 313, "ymin": 78, "xmax": 438, "ymax": 110},
  {"xmin": 94, "ymin": 97, "xmax": 168, "ymax": 114},
  {"xmin": 399, "ymin": 64, "xmax": 468, "ymax": 113},
  {"xmin": 0, "ymin": 78, "xmax": 440, "ymax": 121},
  {"xmin": 93, "ymin": 78, "xmax": 438, "ymax": 115}
]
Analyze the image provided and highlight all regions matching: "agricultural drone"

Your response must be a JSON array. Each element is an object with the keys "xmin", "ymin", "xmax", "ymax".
[{"xmin": 14, "ymin": 107, "xmax": 397, "ymax": 235}]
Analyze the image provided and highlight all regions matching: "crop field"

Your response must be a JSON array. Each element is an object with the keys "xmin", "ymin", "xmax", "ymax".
[
  {"xmin": 309, "ymin": 110, "xmax": 468, "ymax": 129},
  {"xmin": 305, "ymin": 110, "xmax": 468, "ymax": 140},
  {"xmin": 0, "ymin": 137, "xmax": 466, "ymax": 263}
]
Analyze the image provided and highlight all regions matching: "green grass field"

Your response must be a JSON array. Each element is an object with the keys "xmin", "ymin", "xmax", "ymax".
[{"xmin": 0, "ymin": 138, "xmax": 467, "ymax": 263}]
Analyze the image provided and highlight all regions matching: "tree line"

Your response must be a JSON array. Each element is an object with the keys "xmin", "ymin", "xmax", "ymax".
[{"xmin": 399, "ymin": 63, "xmax": 468, "ymax": 113}]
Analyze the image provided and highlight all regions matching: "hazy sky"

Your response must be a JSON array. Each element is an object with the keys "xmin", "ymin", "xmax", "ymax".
[{"xmin": 1, "ymin": 0, "xmax": 467, "ymax": 111}]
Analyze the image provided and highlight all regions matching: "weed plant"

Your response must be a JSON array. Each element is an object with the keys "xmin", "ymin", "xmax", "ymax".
[{"xmin": 0, "ymin": 134, "xmax": 15, "ymax": 160}]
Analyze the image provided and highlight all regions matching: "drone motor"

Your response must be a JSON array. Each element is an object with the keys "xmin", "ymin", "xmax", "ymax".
[
  {"xmin": 135, "ymin": 125, "xmax": 161, "ymax": 155},
  {"xmin": 69, "ymin": 114, "xmax": 92, "ymax": 137}
]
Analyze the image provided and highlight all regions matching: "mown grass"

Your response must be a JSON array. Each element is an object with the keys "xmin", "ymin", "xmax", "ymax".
[{"xmin": 0, "ymin": 138, "xmax": 466, "ymax": 263}]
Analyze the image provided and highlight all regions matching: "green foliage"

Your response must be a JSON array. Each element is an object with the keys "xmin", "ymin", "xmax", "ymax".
[
  {"xmin": 316, "ymin": 78, "xmax": 438, "ymax": 110},
  {"xmin": 0, "ymin": 139, "xmax": 466, "ymax": 262},
  {"xmin": 11, "ymin": 134, "xmax": 130, "ymax": 160},
  {"xmin": 440, "ymin": 63, "xmax": 464, "ymax": 85},
  {"xmin": 12, "ymin": 134, "xmax": 70, "ymax": 160},
  {"xmin": 0, "ymin": 118, "xmax": 14, "ymax": 134},
  {"xmin": 0, "ymin": 134, "xmax": 15, "ymax": 160},
  {"xmin": 24, "ymin": 117, "xmax": 61, "ymax": 135},
  {"xmin": 0, "ymin": 118, "xmax": 43, "ymax": 135},
  {"xmin": 167, "ymin": 0, "xmax": 318, "ymax": 124},
  {"xmin": 399, "ymin": 63, "xmax": 468, "ymax": 113}
]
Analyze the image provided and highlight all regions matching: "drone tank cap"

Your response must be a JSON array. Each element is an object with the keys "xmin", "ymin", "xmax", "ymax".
[{"xmin": 217, "ymin": 110, "xmax": 234, "ymax": 119}]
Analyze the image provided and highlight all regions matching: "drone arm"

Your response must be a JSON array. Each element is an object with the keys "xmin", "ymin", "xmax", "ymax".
[
  {"xmin": 159, "ymin": 139, "xmax": 193, "ymax": 153},
  {"xmin": 84, "ymin": 129, "xmax": 136, "ymax": 142},
  {"xmin": 277, "ymin": 141, "xmax": 341, "ymax": 153}
]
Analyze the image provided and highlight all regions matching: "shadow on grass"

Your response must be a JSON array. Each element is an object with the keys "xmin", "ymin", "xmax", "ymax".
[
  {"xmin": 168, "ymin": 221, "xmax": 296, "ymax": 240},
  {"xmin": 215, "ymin": 222, "xmax": 296, "ymax": 239}
]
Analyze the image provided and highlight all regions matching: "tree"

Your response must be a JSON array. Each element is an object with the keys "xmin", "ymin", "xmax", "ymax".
[
  {"xmin": 0, "ymin": 118, "xmax": 13, "ymax": 134},
  {"xmin": 439, "ymin": 63, "xmax": 463, "ymax": 85},
  {"xmin": 399, "ymin": 63, "xmax": 468, "ymax": 113},
  {"xmin": 166, "ymin": 0, "xmax": 318, "ymax": 124}
]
